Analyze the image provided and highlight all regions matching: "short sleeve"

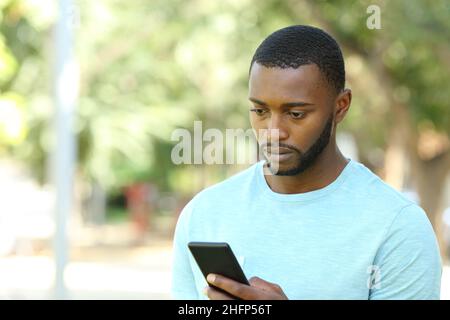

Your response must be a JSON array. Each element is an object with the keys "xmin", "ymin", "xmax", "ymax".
[
  {"xmin": 369, "ymin": 204, "xmax": 442, "ymax": 300},
  {"xmin": 171, "ymin": 200, "xmax": 199, "ymax": 299}
]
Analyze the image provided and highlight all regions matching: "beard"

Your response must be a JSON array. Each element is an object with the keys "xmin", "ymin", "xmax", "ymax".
[{"xmin": 264, "ymin": 115, "xmax": 334, "ymax": 176}]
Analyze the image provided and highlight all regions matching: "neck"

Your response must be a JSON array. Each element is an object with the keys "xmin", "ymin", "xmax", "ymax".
[{"xmin": 263, "ymin": 141, "xmax": 349, "ymax": 194}]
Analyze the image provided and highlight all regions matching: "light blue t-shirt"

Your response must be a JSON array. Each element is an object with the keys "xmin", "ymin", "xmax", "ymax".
[{"xmin": 171, "ymin": 159, "xmax": 442, "ymax": 299}]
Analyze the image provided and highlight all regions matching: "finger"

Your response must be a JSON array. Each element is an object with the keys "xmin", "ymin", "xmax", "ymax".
[
  {"xmin": 207, "ymin": 274, "xmax": 255, "ymax": 300},
  {"xmin": 205, "ymin": 286, "xmax": 235, "ymax": 300},
  {"xmin": 249, "ymin": 276, "xmax": 267, "ymax": 287},
  {"xmin": 249, "ymin": 276, "xmax": 277, "ymax": 290},
  {"xmin": 249, "ymin": 276, "xmax": 285, "ymax": 297}
]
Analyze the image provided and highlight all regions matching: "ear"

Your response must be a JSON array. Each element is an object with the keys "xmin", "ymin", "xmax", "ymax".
[{"xmin": 334, "ymin": 88, "xmax": 352, "ymax": 124}]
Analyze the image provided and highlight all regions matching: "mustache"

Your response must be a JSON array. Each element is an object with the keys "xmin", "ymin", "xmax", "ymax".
[{"xmin": 260, "ymin": 142, "xmax": 302, "ymax": 154}]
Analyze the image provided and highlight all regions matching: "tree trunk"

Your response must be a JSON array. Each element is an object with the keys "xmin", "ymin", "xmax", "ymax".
[
  {"xmin": 412, "ymin": 150, "xmax": 450, "ymax": 263},
  {"xmin": 383, "ymin": 121, "xmax": 409, "ymax": 190}
]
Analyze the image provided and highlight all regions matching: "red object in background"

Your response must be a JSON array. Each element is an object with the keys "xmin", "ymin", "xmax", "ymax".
[{"xmin": 125, "ymin": 183, "xmax": 155, "ymax": 242}]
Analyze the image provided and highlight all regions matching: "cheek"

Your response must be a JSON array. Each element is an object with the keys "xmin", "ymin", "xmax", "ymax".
[
  {"xmin": 249, "ymin": 113, "xmax": 263, "ymax": 130},
  {"xmin": 249, "ymin": 114, "xmax": 273, "ymax": 142},
  {"xmin": 289, "ymin": 115, "xmax": 327, "ymax": 146}
]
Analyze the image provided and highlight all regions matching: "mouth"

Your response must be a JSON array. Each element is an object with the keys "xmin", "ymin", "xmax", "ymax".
[
  {"xmin": 263, "ymin": 147, "xmax": 294, "ymax": 155},
  {"xmin": 264, "ymin": 148, "xmax": 294, "ymax": 162}
]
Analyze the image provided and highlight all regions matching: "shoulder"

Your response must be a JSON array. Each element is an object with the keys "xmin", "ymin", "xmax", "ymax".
[
  {"xmin": 345, "ymin": 161, "xmax": 440, "ymax": 262},
  {"xmin": 189, "ymin": 162, "xmax": 260, "ymax": 206},
  {"xmin": 347, "ymin": 161, "xmax": 418, "ymax": 213},
  {"xmin": 176, "ymin": 162, "xmax": 260, "ymax": 224},
  {"xmin": 385, "ymin": 202, "xmax": 437, "ymax": 247}
]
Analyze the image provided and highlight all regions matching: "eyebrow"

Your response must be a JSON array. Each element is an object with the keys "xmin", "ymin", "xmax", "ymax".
[{"xmin": 249, "ymin": 97, "xmax": 314, "ymax": 108}]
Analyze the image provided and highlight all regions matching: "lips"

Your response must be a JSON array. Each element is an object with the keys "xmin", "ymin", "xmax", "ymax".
[
  {"xmin": 264, "ymin": 147, "xmax": 293, "ymax": 155},
  {"xmin": 264, "ymin": 148, "xmax": 294, "ymax": 162},
  {"xmin": 268, "ymin": 151, "xmax": 292, "ymax": 155}
]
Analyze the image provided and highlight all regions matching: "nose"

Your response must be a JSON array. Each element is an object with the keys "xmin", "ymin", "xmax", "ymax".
[{"xmin": 267, "ymin": 114, "xmax": 289, "ymax": 143}]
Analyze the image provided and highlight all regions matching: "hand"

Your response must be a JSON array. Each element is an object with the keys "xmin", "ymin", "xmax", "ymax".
[{"xmin": 204, "ymin": 274, "xmax": 288, "ymax": 300}]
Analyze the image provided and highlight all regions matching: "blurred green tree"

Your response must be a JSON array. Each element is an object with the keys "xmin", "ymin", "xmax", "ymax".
[{"xmin": 1, "ymin": 0, "xmax": 449, "ymax": 258}]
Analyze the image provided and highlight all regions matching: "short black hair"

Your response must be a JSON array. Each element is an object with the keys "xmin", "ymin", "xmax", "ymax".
[{"xmin": 250, "ymin": 25, "xmax": 345, "ymax": 93}]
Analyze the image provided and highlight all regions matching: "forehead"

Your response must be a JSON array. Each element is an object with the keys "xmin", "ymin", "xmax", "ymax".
[{"xmin": 248, "ymin": 63, "xmax": 328, "ymax": 102}]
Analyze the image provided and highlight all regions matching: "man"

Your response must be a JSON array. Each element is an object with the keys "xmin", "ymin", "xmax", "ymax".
[{"xmin": 171, "ymin": 25, "xmax": 442, "ymax": 299}]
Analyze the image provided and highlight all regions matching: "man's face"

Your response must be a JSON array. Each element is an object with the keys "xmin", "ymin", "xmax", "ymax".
[{"xmin": 248, "ymin": 63, "xmax": 337, "ymax": 176}]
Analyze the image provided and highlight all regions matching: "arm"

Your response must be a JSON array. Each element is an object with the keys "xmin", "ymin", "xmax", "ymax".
[{"xmin": 369, "ymin": 204, "xmax": 442, "ymax": 300}]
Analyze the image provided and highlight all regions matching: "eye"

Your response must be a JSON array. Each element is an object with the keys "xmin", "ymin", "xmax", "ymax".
[
  {"xmin": 289, "ymin": 111, "xmax": 305, "ymax": 119},
  {"xmin": 250, "ymin": 108, "xmax": 268, "ymax": 116}
]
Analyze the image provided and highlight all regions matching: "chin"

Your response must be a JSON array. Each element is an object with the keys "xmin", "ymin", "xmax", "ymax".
[
  {"xmin": 267, "ymin": 162, "xmax": 302, "ymax": 176},
  {"xmin": 271, "ymin": 156, "xmax": 316, "ymax": 174}
]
